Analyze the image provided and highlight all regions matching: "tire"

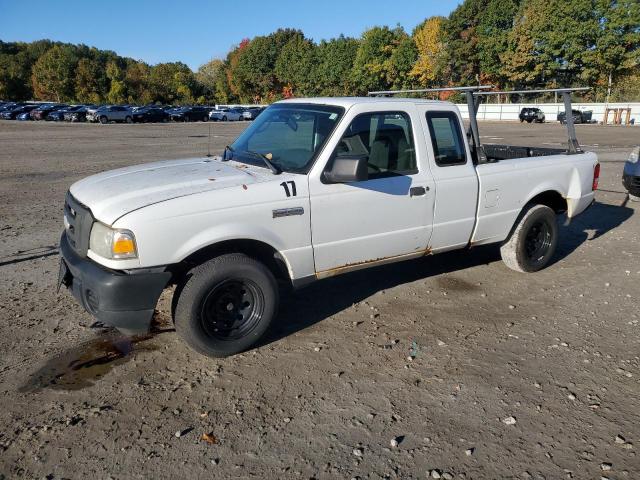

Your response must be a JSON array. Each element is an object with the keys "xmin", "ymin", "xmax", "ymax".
[
  {"xmin": 203, "ymin": 115, "xmax": 209, "ymax": 122},
  {"xmin": 174, "ymin": 253, "xmax": 279, "ymax": 357},
  {"xmin": 526, "ymin": 119, "xmax": 533, "ymax": 123},
  {"xmin": 125, "ymin": 116, "xmax": 133, "ymax": 124},
  {"xmin": 500, "ymin": 204, "xmax": 558, "ymax": 273},
  {"xmin": 222, "ymin": 115, "xmax": 227, "ymax": 122},
  {"xmin": 99, "ymin": 115, "xmax": 108, "ymax": 124}
]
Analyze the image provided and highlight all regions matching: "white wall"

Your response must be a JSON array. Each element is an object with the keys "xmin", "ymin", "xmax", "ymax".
[{"xmin": 456, "ymin": 102, "xmax": 640, "ymax": 124}]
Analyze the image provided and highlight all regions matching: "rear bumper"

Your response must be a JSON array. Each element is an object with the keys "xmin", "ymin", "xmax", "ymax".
[
  {"xmin": 623, "ymin": 173, "xmax": 640, "ymax": 197},
  {"xmin": 59, "ymin": 232, "xmax": 171, "ymax": 333}
]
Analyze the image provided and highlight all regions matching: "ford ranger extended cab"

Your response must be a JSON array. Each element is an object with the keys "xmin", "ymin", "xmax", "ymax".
[{"xmin": 59, "ymin": 87, "xmax": 599, "ymax": 357}]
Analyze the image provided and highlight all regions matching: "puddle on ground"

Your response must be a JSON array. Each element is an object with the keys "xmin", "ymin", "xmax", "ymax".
[
  {"xmin": 19, "ymin": 324, "xmax": 170, "ymax": 393},
  {"xmin": 436, "ymin": 276, "xmax": 481, "ymax": 292}
]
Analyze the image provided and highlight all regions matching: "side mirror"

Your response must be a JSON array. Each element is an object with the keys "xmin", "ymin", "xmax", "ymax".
[{"xmin": 324, "ymin": 155, "xmax": 369, "ymax": 183}]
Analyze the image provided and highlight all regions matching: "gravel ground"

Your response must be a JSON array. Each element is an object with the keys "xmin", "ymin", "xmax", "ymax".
[{"xmin": 0, "ymin": 119, "xmax": 638, "ymax": 480}]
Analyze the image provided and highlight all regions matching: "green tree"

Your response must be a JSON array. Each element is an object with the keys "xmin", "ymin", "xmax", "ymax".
[
  {"xmin": 197, "ymin": 58, "xmax": 224, "ymax": 101},
  {"xmin": 31, "ymin": 45, "xmax": 77, "ymax": 101},
  {"xmin": 477, "ymin": 0, "xmax": 520, "ymax": 86},
  {"xmin": 351, "ymin": 26, "xmax": 412, "ymax": 94},
  {"xmin": 234, "ymin": 29, "xmax": 302, "ymax": 101},
  {"xmin": 75, "ymin": 58, "xmax": 103, "ymax": 103},
  {"xmin": 589, "ymin": 0, "xmax": 640, "ymax": 96},
  {"xmin": 441, "ymin": 0, "xmax": 488, "ymax": 85},
  {"xmin": 314, "ymin": 36, "xmax": 359, "ymax": 96},
  {"xmin": 125, "ymin": 61, "xmax": 152, "ymax": 104},
  {"xmin": 149, "ymin": 62, "xmax": 195, "ymax": 104},
  {"xmin": 275, "ymin": 35, "xmax": 316, "ymax": 96},
  {"xmin": 501, "ymin": 0, "xmax": 602, "ymax": 89}
]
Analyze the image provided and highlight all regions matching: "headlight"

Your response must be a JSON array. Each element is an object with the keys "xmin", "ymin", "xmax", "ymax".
[
  {"xmin": 628, "ymin": 146, "xmax": 639, "ymax": 164},
  {"xmin": 89, "ymin": 222, "xmax": 138, "ymax": 259}
]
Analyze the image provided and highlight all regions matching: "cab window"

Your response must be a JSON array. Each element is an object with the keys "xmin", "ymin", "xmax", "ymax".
[{"xmin": 333, "ymin": 111, "xmax": 417, "ymax": 178}]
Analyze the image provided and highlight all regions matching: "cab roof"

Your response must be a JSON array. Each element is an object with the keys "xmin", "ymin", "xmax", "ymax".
[{"xmin": 276, "ymin": 97, "xmax": 454, "ymax": 109}]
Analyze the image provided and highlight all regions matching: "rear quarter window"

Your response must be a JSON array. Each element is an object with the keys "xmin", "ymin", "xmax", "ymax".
[{"xmin": 426, "ymin": 111, "xmax": 467, "ymax": 167}]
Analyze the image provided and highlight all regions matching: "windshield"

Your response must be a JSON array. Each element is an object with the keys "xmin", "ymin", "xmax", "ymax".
[{"xmin": 229, "ymin": 103, "xmax": 344, "ymax": 174}]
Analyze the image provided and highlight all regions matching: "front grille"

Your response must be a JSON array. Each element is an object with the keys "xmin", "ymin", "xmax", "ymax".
[{"xmin": 64, "ymin": 191, "xmax": 94, "ymax": 257}]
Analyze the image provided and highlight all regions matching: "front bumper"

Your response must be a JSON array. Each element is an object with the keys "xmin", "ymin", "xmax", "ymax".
[
  {"xmin": 59, "ymin": 232, "xmax": 171, "ymax": 333},
  {"xmin": 623, "ymin": 173, "xmax": 640, "ymax": 197}
]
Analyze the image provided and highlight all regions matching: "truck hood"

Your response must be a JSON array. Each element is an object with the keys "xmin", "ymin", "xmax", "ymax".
[{"xmin": 70, "ymin": 157, "xmax": 274, "ymax": 224}]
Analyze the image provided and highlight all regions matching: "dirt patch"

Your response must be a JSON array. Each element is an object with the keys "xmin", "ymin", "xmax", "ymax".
[{"xmin": 0, "ymin": 121, "xmax": 638, "ymax": 479}]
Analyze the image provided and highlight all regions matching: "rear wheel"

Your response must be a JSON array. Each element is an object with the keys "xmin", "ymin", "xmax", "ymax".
[
  {"xmin": 125, "ymin": 116, "xmax": 133, "ymax": 124},
  {"xmin": 203, "ymin": 115, "xmax": 209, "ymax": 122},
  {"xmin": 99, "ymin": 115, "xmax": 108, "ymax": 124},
  {"xmin": 222, "ymin": 115, "xmax": 227, "ymax": 122},
  {"xmin": 500, "ymin": 204, "xmax": 558, "ymax": 272},
  {"xmin": 174, "ymin": 253, "xmax": 279, "ymax": 357}
]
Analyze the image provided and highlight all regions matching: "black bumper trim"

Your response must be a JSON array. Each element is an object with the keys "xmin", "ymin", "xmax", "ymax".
[
  {"xmin": 59, "ymin": 232, "xmax": 171, "ymax": 333},
  {"xmin": 623, "ymin": 174, "xmax": 640, "ymax": 197}
]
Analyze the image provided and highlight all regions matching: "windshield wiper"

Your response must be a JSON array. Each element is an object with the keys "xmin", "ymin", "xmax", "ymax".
[{"xmin": 238, "ymin": 149, "xmax": 281, "ymax": 175}]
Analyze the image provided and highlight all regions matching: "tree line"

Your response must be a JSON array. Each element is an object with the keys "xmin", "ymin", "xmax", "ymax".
[{"xmin": 1, "ymin": 0, "xmax": 638, "ymax": 105}]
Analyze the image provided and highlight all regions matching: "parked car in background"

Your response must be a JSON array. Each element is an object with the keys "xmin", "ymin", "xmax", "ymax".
[
  {"xmin": 209, "ymin": 107, "xmax": 243, "ymax": 122},
  {"xmin": 241, "ymin": 107, "xmax": 265, "ymax": 121},
  {"xmin": 558, "ymin": 109, "xmax": 592, "ymax": 124},
  {"xmin": 31, "ymin": 104, "xmax": 66, "ymax": 120},
  {"xmin": 623, "ymin": 146, "xmax": 640, "ymax": 202},
  {"xmin": 0, "ymin": 102, "xmax": 23, "ymax": 113},
  {"xmin": 63, "ymin": 105, "xmax": 92, "ymax": 122},
  {"xmin": 48, "ymin": 105, "xmax": 85, "ymax": 121},
  {"xmin": 17, "ymin": 111, "xmax": 33, "ymax": 121},
  {"xmin": 133, "ymin": 106, "xmax": 170, "ymax": 123},
  {"xmin": 519, "ymin": 107, "xmax": 545, "ymax": 123},
  {"xmin": 170, "ymin": 106, "xmax": 211, "ymax": 122},
  {"xmin": 0, "ymin": 104, "xmax": 38, "ymax": 120},
  {"xmin": 87, "ymin": 105, "xmax": 133, "ymax": 124}
]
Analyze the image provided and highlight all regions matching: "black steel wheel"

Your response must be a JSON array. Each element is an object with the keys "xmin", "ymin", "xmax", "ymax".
[
  {"xmin": 524, "ymin": 218, "xmax": 552, "ymax": 264},
  {"xmin": 200, "ymin": 279, "xmax": 264, "ymax": 341},
  {"xmin": 501, "ymin": 204, "xmax": 558, "ymax": 272},
  {"xmin": 174, "ymin": 253, "xmax": 279, "ymax": 357}
]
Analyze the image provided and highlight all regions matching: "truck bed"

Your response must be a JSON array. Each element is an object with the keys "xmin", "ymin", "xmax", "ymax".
[{"xmin": 483, "ymin": 143, "xmax": 566, "ymax": 162}]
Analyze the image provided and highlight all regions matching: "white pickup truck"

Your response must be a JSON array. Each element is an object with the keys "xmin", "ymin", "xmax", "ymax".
[{"xmin": 59, "ymin": 91, "xmax": 599, "ymax": 357}]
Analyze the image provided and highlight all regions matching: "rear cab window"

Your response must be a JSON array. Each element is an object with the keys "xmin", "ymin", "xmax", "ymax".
[{"xmin": 425, "ymin": 111, "xmax": 467, "ymax": 167}]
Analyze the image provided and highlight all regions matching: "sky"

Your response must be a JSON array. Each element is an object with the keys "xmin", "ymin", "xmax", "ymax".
[{"xmin": 0, "ymin": 0, "xmax": 462, "ymax": 70}]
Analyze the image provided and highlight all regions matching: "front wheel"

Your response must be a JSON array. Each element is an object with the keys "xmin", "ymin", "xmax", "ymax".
[
  {"xmin": 125, "ymin": 116, "xmax": 133, "ymax": 124},
  {"xmin": 174, "ymin": 253, "xmax": 279, "ymax": 357},
  {"xmin": 500, "ymin": 204, "xmax": 558, "ymax": 273},
  {"xmin": 99, "ymin": 115, "xmax": 108, "ymax": 124}
]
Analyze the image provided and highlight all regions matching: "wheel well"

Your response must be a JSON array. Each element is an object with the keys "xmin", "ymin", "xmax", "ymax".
[
  {"xmin": 170, "ymin": 239, "xmax": 291, "ymax": 286},
  {"xmin": 527, "ymin": 190, "xmax": 567, "ymax": 214}
]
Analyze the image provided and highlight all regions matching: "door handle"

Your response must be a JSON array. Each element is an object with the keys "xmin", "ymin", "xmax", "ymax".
[{"xmin": 410, "ymin": 186, "xmax": 427, "ymax": 197}]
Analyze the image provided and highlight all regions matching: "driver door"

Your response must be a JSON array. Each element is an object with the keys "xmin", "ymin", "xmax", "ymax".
[{"xmin": 309, "ymin": 106, "xmax": 435, "ymax": 276}]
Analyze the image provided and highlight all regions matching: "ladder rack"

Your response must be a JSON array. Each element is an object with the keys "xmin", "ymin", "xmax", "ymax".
[{"xmin": 367, "ymin": 86, "xmax": 591, "ymax": 162}]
